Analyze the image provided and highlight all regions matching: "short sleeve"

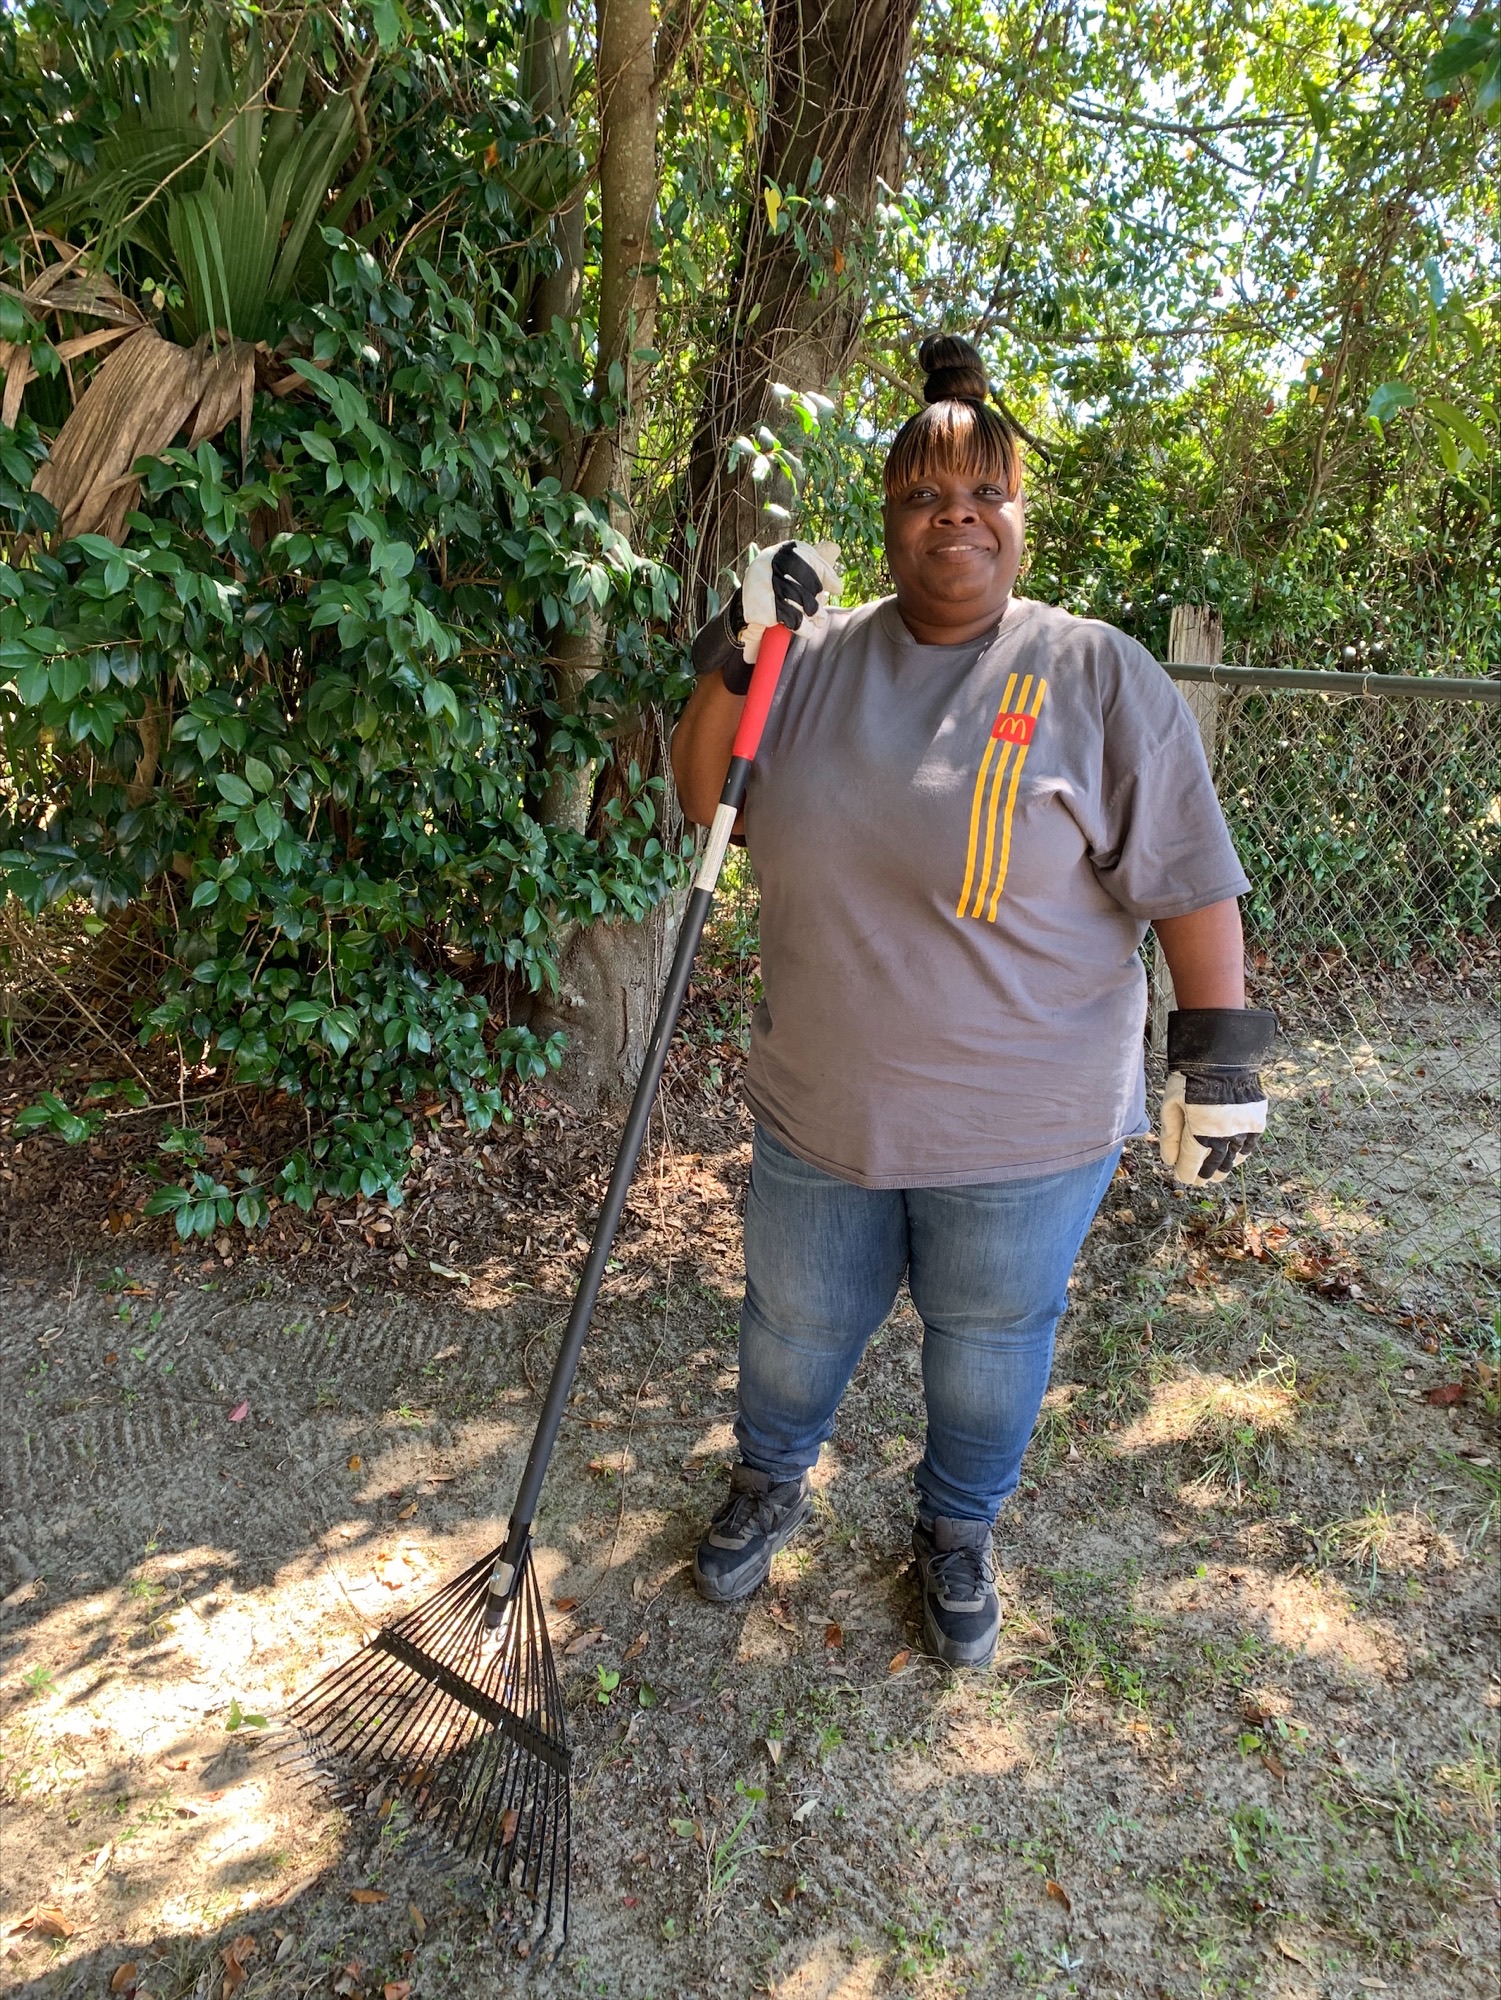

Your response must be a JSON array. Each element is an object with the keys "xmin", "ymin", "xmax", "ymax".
[{"xmin": 1086, "ymin": 637, "xmax": 1251, "ymax": 919}]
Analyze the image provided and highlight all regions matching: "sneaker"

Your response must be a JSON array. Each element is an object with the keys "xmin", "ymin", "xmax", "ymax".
[
  {"xmin": 693, "ymin": 1464, "xmax": 812, "ymax": 1604},
  {"xmin": 912, "ymin": 1516, "xmax": 1000, "ymax": 1668}
]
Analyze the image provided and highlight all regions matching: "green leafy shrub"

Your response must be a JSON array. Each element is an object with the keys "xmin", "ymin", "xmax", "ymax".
[{"xmin": 1, "ymin": 242, "xmax": 689, "ymax": 1207}]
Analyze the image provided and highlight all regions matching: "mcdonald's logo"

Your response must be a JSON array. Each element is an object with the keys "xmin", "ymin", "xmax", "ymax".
[
  {"xmin": 990, "ymin": 711, "xmax": 1035, "ymax": 745},
  {"xmin": 956, "ymin": 674, "xmax": 1049, "ymax": 922}
]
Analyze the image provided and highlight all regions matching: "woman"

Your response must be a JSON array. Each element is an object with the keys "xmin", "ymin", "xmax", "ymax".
[{"xmin": 671, "ymin": 336, "xmax": 1273, "ymax": 1668}]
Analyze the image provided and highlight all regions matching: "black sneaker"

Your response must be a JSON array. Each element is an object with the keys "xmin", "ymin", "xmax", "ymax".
[
  {"xmin": 693, "ymin": 1464, "xmax": 812, "ymax": 1604},
  {"xmin": 912, "ymin": 1516, "xmax": 1001, "ymax": 1668}
]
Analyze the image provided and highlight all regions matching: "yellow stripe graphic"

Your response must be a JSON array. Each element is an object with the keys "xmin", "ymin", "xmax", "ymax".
[
  {"xmin": 970, "ymin": 673, "xmax": 1033, "ymax": 917},
  {"xmin": 984, "ymin": 677, "xmax": 1048, "ymax": 921},
  {"xmin": 954, "ymin": 670, "xmax": 1018, "ymax": 918}
]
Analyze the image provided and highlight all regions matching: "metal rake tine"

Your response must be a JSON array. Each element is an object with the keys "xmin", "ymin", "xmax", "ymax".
[
  {"xmin": 528, "ymin": 1764, "xmax": 567, "ymax": 1944},
  {"xmin": 474, "ymin": 1736, "xmax": 532, "ymax": 1877},
  {"xmin": 428, "ymin": 1710, "xmax": 509, "ymax": 1850},
  {"xmin": 452, "ymin": 1678, "xmax": 532, "ymax": 1864},
  {"xmin": 291, "ymin": 1652, "xmax": 402, "ymax": 1762},
  {"xmin": 298, "ymin": 1649, "xmax": 433, "ymax": 1768},
  {"xmin": 388, "ymin": 1547, "xmax": 501, "ymax": 1636},
  {"xmin": 507, "ymin": 1735, "xmax": 565, "ymax": 1899},
  {"xmin": 448, "ymin": 1736, "xmax": 512, "ymax": 1864},
  {"xmin": 364, "ymin": 1610, "xmax": 498, "ymax": 1779},
  {"xmin": 390, "ymin": 1665, "xmax": 486, "ymax": 1794},
  {"xmin": 301, "ymin": 1563, "xmax": 495, "ymax": 1770}
]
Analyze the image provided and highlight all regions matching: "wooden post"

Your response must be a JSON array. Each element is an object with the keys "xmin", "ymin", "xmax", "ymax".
[{"xmin": 1150, "ymin": 606, "xmax": 1224, "ymax": 1051}]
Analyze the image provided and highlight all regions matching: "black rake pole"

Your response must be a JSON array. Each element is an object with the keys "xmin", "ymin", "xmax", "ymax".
[{"xmin": 286, "ymin": 622, "xmax": 794, "ymax": 1957}]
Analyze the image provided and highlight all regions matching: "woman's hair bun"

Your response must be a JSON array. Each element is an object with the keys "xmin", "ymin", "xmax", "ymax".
[{"xmin": 917, "ymin": 333, "xmax": 989, "ymax": 405}]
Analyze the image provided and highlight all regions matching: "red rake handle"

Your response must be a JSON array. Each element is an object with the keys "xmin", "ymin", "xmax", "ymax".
[
  {"xmin": 731, "ymin": 621, "xmax": 792, "ymax": 761},
  {"xmin": 487, "ymin": 620, "xmax": 795, "ymax": 1610}
]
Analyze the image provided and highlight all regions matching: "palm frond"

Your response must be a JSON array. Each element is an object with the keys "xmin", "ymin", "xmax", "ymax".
[{"xmin": 40, "ymin": 14, "xmax": 360, "ymax": 346}]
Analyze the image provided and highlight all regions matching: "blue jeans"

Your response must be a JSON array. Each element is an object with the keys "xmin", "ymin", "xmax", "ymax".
[{"xmin": 735, "ymin": 1127, "xmax": 1119, "ymax": 1523}]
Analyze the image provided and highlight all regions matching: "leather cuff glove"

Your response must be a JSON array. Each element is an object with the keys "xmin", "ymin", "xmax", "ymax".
[
  {"xmin": 690, "ymin": 541, "xmax": 842, "ymax": 692},
  {"xmin": 1159, "ymin": 1006, "xmax": 1276, "ymax": 1184},
  {"xmin": 740, "ymin": 539, "xmax": 841, "ymax": 671}
]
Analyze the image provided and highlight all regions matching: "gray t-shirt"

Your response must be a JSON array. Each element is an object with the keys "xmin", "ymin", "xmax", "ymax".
[{"xmin": 740, "ymin": 596, "xmax": 1250, "ymax": 1188}]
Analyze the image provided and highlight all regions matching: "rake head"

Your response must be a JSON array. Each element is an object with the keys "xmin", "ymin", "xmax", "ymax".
[{"xmin": 286, "ymin": 1544, "xmax": 569, "ymax": 1957}]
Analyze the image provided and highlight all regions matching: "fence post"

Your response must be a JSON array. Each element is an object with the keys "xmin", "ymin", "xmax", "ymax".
[{"xmin": 1150, "ymin": 606, "xmax": 1224, "ymax": 1051}]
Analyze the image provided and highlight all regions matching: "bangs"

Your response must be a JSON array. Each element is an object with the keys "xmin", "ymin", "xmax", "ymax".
[{"xmin": 883, "ymin": 400, "xmax": 1021, "ymax": 498}]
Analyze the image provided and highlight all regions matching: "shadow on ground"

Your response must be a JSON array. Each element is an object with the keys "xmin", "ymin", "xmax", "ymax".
[{"xmin": 2, "ymin": 1058, "xmax": 1498, "ymax": 1998}]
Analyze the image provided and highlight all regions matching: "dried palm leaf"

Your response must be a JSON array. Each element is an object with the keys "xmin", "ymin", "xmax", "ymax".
[
  {"xmin": 184, "ymin": 334, "xmax": 255, "ymax": 456},
  {"xmin": 34, "ymin": 274, "xmax": 148, "ymax": 329},
  {"xmin": 30, "ymin": 326, "xmax": 253, "ymax": 545},
  {"xmin": 0, "ymin": 325, "xmax": 137, "ymax": 431}
]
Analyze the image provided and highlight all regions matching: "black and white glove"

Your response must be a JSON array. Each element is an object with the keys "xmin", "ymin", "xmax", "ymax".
[
  {"xmin": 1159, "ymin": 1007, "xmax": 1277, "ymax": 1184},
  {"xmin": 690, "ymin": 540, "xmax": 842, "ymax": 693}
]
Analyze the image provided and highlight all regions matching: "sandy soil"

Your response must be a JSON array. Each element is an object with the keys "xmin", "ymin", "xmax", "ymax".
[{"xmin": 2, "ymin": 992, "xmax": 1497, "ymax": 2000}]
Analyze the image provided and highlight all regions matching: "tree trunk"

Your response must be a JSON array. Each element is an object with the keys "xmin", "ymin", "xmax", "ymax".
[
  {"xmin": 523, "ymin": 1, "xmax": 586, "ymax": 471},
  {"xmin": 530, "ymin": 0, "xmax": 674, "ymax": 1109},
  {"xmin": 678, "ymin": 0, "xmax": 920, "ymax": 617},
  {"xmin": 541, "ymin": 0, "xmax": 657, "ymax": 835}
]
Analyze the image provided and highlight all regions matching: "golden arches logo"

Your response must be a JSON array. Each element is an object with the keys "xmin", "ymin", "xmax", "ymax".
[
  {"xmin": 991, "ymin": 712, "xmax": 1035, "ymax": 745},
  {"xmin": 955, "ymin": 674, "xmax": 1048, "ymax": 921}
]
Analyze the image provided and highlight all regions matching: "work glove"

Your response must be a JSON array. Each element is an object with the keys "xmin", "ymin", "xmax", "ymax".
[
  {"xmin": 721, "ymin": 540, "xmax": 841, "ymax": 689},
  {"xmin": 1159, "ymin": 1007, "xmax": 1277, "ymax": 1184}
]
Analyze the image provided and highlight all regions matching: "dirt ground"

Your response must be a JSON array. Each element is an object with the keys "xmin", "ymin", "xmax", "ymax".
[{"xmin": 2, "ymin": 985, "xmax": 1498, "ymax": 2000}]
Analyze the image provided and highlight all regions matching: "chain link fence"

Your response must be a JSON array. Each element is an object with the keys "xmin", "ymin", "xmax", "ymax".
[
  {"xmin": 4, "ymin": 658, "xmax": 1497, "ymax": 1335},
  {"xmin": 685, "ymin": 664, "xmax": 1500, "ymax": 1335},
  {"xmin": 1158, "ymin": 664, "xmax": 1500, "ymax": 1321}
]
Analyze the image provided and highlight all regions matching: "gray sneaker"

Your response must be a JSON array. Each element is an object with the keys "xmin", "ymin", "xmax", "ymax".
[
  {"xmin": 693, "ymin": 1464, "xmax": 812, "ymax": 1604},
  {"xmin": 912, "ymin": 1516, "xmax": 1000, "ymax": 1668}
]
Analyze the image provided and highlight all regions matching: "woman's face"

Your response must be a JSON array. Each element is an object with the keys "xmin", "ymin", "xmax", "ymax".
[{"xmin": 883, "ymin": 466, "xmax": 1025, "ymax": 644}]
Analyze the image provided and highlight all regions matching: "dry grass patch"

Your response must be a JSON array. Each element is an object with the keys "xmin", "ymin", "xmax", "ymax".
[{"xmin": 1116, "ymin": 1359, "xmax": 1300, "ymax": 1504}]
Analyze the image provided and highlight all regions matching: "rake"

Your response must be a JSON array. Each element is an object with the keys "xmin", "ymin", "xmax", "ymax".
[{"xmin": 286, "ymin": 623, "xmax": 794, "ymax": 1956}]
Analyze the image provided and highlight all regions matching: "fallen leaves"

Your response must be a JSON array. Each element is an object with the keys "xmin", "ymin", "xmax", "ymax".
[
  {"xmin": 395, "ymin": 1501, "xmax": 418, "ymax": 1521},
  {"xmin": 407, "ymin": 1905, "xmax": 426, "ymax": 1940},
  {"xmin": 110, "ymin": 1964, "xmax": 138, "ymax": 1994},
  {"xmin": 372, "ymin": 1552, "xmax": 419, "ymax": 1590},
  {"xmin": 347, "ymin": 1454, "xmax": 363, "ymax": 1471},
  {"xmin": 1044, "ymin": 1878, "xmax": 1072, "ymax": 1913},
  {"xmin": 563, "ymin": 1626, "xmax": 605, "ymax": 1655},
  {"xmin": 823, "ymin": 1621, "xmax": 843, "ymax": 1650},
  {"xmin": 221, "ymin": 1934, "xmax": 256, "ymax": 1998},
  {"xmin": 12, "ymin": 1907, "xmax": 74, "ymax": 1940},
  {"xmin": 888, "ymin": 1649, "xmax": 912, "ymax": 1675},
  {"xmin": 552, "ymin": 1596, "xmax": 579, "ymax": 1613},
  {"xmin": 349, "ymin": 1889, "xmax": 387, "ymax": 1906},
  {"xmin": 622, "ymin": 1631, "xmax": 648, "ymax": 1662},
  {"xmin": 1424, "ymin": 1382, "xmax": 1467, "ymax": 1406},
  {"xmin": 226, "ymin": 1400, "xmax": 250, "ymax": 1423},
  {"xmin": 499, "ymin": 1807, "xmax": 520, "ymax": 1849}
]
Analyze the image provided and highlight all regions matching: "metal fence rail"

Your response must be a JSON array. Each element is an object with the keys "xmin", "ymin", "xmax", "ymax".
[
  {"xmin": 1166, "ymin": 663, "xmax": 1500, "ymax": 702},
  {"xmin": 1159, "ymin": 663, "xmax": 1498, "ymax": 1311}
]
